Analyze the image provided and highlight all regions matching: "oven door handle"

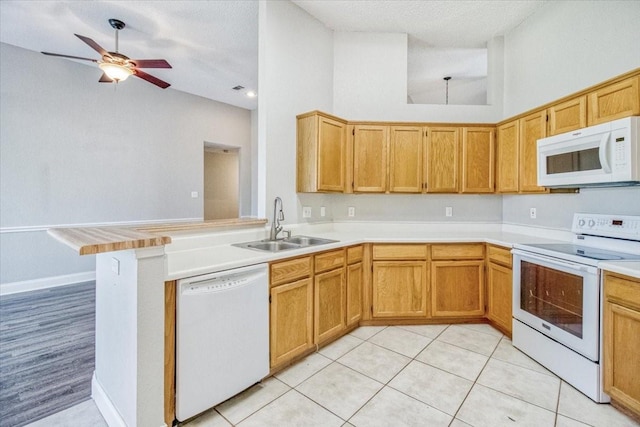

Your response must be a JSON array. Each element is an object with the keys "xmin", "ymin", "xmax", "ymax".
[{"xmin": 512, "ymin": 250, "xmax": 599, "ymax": 274}]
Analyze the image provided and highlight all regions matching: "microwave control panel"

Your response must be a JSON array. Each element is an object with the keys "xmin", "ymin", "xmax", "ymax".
[{"xmin": 573, "ymin": 213, "xmax": 640, "ymax": 239}]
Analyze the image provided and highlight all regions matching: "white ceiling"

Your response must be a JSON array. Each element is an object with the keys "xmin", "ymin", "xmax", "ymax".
[{"xmin": 0, "ymin": 1, "xmax": 546, "ymax": 110}]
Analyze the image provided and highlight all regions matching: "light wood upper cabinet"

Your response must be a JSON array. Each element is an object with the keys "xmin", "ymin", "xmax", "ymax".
[
  {"xmin": 425, "ymin": 127, "xmax": 459, "ymax": 193},
  {"xmin": 519, "ymin": 111, "xmax": 548, "ymax": 193},
  {"xmin": 588, "ymin": 75, "xmax": 640, "ymax": 126},
  {"xmin": 548, "ymin": 96, "xmax": 587, "ymax": 136},
  {"xmin": 496, "ymin": 120, "xmax": 519, "ymax": 193},
  {"xmin": 270, "ymin": 277, "xmax": 313, "ymax": 368},
  {"xmin": 461, "ymin": 127, "xmax": 495, "ymax": 193},
  {"xmin": 297, "ymin": 112, "xmax": 346, "ymax": 193},
  {"xmin": 353, "ymin": 125, "xmax": 389, "ymax": 192},
  {"xmin": 603, "ymin": 272, "xmax": 640, "ymax": 417},
  {"xmin": 389, "ymin": 126, "xmax": 424, "ymax": 193}
]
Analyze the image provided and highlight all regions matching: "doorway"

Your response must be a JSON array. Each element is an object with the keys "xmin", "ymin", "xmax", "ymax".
[{"xmin": 204, "ymin": 144, "xmax": 240, "ymax": 220}]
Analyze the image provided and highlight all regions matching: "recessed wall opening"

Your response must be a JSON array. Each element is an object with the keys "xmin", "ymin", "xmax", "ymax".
[
  {"xmin": 407, "ymin": 37, "xmax": 488, "ymax": 105},
  {"xmin": 203, "ymin": 143, "xmax": 240, "ymax": 220}
]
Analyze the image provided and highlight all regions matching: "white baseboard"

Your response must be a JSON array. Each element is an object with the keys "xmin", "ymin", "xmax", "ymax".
[
  {"xmin": 0, "ymin": 271, "xmax": 95, "ymax": 296},
  {"xmin": 92, "ymin": 373, "xmax": 127, "ymax": 427},
  {"xmin": 92, "ymin": 373, "xmax": 168, "ymax": 427}
]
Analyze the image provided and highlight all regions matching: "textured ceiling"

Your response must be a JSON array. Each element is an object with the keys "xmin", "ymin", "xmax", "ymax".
[{"xmin": 1, "ymin": 1, "xmax": 546, "ymax": 109}]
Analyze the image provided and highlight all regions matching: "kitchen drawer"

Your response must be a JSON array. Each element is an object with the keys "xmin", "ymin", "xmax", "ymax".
[
  {"xmin": 605, "ymin": 272, "xmax": 640, "ymax": 310},
  {"xmin": 270, "ymin": 256, "xmax": 312, "ymax": 286},
  {"xmin": 431, "ymin": 243, "xmax": 484, "ymax": 260},
  {"xmin": 487, "ymin": 244, "xmax": 512, "ymax": 267},
  {"xmin": 347, "ymin": 245, "xmax": 363, "ymax": 264},
  {"xmin": 315, "ymin": 249, "xmax": 345, "ymax": 273},
  {"xmin": 372, "ymin": 244, "xmax": 428, "ymax": 260}
]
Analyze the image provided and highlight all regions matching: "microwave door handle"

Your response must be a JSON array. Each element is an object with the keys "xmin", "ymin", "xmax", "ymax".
[{"xmin": 599, "ymin": 132, "xmax": 612, "ymax": 173}]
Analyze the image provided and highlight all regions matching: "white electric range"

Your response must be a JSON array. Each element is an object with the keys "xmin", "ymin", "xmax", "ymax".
[{"xmin": 511, "ymin": 213, "xmax": 640, "ymax": 402}]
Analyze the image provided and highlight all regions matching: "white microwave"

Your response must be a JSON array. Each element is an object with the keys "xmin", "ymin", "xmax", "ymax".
[{"xmin": 537, "ymin": 116, "xmax": 640, "ymax": 188}]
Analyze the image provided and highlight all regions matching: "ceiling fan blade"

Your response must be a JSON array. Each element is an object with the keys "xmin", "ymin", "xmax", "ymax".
[
  {"xmin": 133, "ymin": 69, "xmax": 171, "ymax": 89},
  {"xmin": 42, "ymin": 52, "xmax": 97, "ymax": 62},
  {"xmin": 74, "ymin": 34, "xmax": 108, "ymax": 57},
  {"xmin": 131, "ymin": 59, "xmax": 172, "ymax": 69},
  {"xmin": 99, "ymin": 73, "xmax": 114, "ymax": 83}
]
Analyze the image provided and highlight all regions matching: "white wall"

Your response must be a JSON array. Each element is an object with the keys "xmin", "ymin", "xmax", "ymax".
[
  {"xmin": 0, "ymin": 42, "xmax": 252, "ymax": 284},
  {"xmin": 332, "ymin": 32, "xmax": 504, "ymax": 123},
  {"xmin": 502, "ymin": 0, "xmax": 640, "ymax": 229},
  {"xmin": 259, "ymin": 0, "xmax": 334, "ymax": 225},
  {"xmin": 504, "ymin": 0, "xmax": 640, "ymax": 116}
]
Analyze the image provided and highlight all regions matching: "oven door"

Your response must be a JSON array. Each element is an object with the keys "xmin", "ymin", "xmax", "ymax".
[{"xmin": 512, "ymin": 250, "xmax": 600, "ymax": 361}]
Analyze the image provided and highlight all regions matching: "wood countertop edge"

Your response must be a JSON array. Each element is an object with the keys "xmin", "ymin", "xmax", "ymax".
[{"xmin": 48, "ymin": 218, "xmax": 268, "ymax": 255}]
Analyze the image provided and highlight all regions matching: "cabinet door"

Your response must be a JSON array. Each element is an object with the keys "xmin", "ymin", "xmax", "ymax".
[
  {"xmin": 431, "ymin": 261, "xmax": 485, "ymax": 317},
  {"xmin": 372, "ymin": 261, "xmax": 428, "ymax": 318},
  {"xmin": 297, "ymin": 113, "xmax": 346, "ymax": 193},
  {"xmin": 588, "ymin": 76, "xmax": 640, "ymax": 126},
  {"xmin": 603, "ymin": 273, "xmax": 640, "ymax": 414},
  {"xmin": 317, "ymin": 116, "xmax": 346, "ymax": 191},
  {"xmin": 519, "ymin": 111, "xmax": 548, "ymax": 193},
  {"xmin": 353, "ymin": 125, "xmax": 388, "ymax": 192},
  {"xmin": 389, "ymin": 126, "xmax": 423, "ymax": 193},
  {"xmin": 496, "ymin": 120, "xmax": 519, "ymax": 193},
  {"xmin": 461, "ymin": 127, "xmax": 494, "ymax": 193},
  {"xmin": 315, "ymin": 268, "xmax": 346, "ymax": 345},
  {"xmin": 487, "ymin": 261, "xmax": 513, "ymax": 335},
  {"xmin": 346, "ymin": 262, "xmax": 363, "ymax": 326},
  {"xmin": 548, "ymin": 96, "xmax": 587, "ymax": 136},
  {"xmin": 270, "ymin": 278, "xmax": 313, "ymax": 368},
  {"xmin": 425, "ymin": 127, "xmax": 459, "ymax": 193}
]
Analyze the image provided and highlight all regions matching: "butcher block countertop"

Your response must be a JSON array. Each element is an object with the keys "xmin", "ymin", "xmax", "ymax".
[{"xmin": 48, "ymin": 218, "xmax": 268, "ymax": 255}]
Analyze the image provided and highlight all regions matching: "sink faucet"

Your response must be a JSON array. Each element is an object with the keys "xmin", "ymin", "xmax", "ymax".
[{"xmin": 270, "ymin": 197, "xmax": 285, "ymax": 240}]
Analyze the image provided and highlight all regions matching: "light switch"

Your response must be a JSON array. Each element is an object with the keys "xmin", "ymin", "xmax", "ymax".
[
  {"xmin": 191, "ymin": 191, "xmax": 198, "ymax": 198},
  {"xmin": 320, "ymin": 206, "xmax": 326, "ymax": 217}
]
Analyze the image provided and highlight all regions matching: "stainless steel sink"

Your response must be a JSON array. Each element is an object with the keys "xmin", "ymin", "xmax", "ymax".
[
  {"xmin": 245, "ymin": 241, "xmax": 300, "ymax": 251},
  {"xmin": 233, "ymin": 235, "xmax": 338, "ymax": 252},
  {"xmin": 284, "ymin": 236, "xmax": 336, "ymax": 246}
]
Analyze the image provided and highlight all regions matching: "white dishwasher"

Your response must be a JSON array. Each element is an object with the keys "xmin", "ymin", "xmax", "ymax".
[{"xmin": 175, "ymin": 263, "xmax": 269, "ymax": 422}]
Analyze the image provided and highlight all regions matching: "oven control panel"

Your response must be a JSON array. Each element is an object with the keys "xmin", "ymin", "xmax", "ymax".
[{"xmin": 573, "ymin": 213, "xmax": 640, "ymax": 240}]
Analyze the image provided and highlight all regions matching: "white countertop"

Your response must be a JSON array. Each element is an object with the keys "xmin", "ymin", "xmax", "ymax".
[
  {"xmin": 598, "ymin": 261, "xmax": 640, "ymax": 279},
  {"xmin": 164, "ymin": 222, "xmax": 575, "ymax": 280}
]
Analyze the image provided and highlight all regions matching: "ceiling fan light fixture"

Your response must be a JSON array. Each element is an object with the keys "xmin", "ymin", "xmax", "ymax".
[{"xmin": 99, "ymin": 61, "xmax": 134, "ymax": 82}]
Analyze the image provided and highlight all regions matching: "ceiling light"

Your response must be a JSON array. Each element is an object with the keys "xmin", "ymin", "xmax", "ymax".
[
  {"xmin": 99, "ymin": 61, "xmax": 134, "ymax": 82},
  {"xmin": 246, "ymin": 91, "xmax": 257, "ymax": 98}
]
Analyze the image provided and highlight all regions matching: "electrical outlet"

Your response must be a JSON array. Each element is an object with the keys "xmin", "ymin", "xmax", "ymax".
[
  {"xmin": 320, "ymin": 206, "xmax": 326, "ymax": 217},
  {"xmin": 302, "ymin": 206, "xmax": 312, "ymax": 218},
  {"xmin": 348, "ymin": 207, "xmax": 356, "ymax": 217},
  {"xmin": 445, "ymin": 206, "xmax": 453, "ymax": 217},
  {"xmin": 191, "ymin": 191, "xmax": 198, "ymax": 198},
  {"xmin": 530, "ymin": 207, "xmax": 537, "ymax": 219}
]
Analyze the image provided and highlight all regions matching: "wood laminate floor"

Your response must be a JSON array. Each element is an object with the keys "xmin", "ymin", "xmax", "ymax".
[{"xmin": 0, "ymin": 282, "xmax": 95, "ymax": 427}]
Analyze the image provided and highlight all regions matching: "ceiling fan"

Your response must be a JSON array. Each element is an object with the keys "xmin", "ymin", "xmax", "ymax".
[{"xmin": 42, "ymin": 18, "xmax": 172, "ymax": 89}]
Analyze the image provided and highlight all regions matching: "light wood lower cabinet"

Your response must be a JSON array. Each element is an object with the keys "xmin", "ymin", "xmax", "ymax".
[
  {"xmin": 603, "ymin": 272, "xmax": 640, "ymax": 417},
  {"xmin": 431, "ymin": 261, "xmax": 485, "ymax": 317},
  {"xmin": 486, "ymin": 245, "xmax": 513, "ymax": 335},
  {"xmin": 372, "ymin": 261, "xmax": 428, "ymax": 318},
  {"xmin": 346, "ymin": 263, "xmax": 363, "ymax": 325},
  {"xmin": 270, "ymin": 277, "xmax": 314, "ymax": 368},
  {"xmin": 314, "ymin": 267, "xmax": 346, "ymax": 345},
  {"xmin": 431, "ymin": 244, "xmax": 485, "ymax": 318}
]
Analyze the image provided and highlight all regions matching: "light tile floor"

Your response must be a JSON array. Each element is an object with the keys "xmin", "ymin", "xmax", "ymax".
[{"xmin": 26, "ymin": 324, "xmax": 640, "ymax": 427}]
